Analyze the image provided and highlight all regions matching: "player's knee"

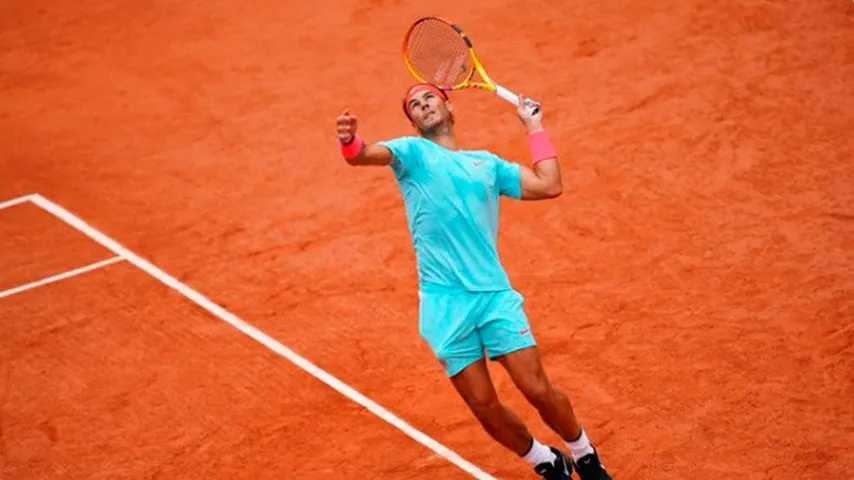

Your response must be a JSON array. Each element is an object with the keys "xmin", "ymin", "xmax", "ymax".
[
  {"xmin": 522, "ymin": 380, "xmax": 554, "ymax": 409},
  {"xmin": 465, "ymin": 392, "xmax": 502, "ymax": 419}
]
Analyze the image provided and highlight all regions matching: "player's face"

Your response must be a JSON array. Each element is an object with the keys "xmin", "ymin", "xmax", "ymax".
[{"xmin": 406, "ymin": 90, "xmax": 452, "ymax": 131}]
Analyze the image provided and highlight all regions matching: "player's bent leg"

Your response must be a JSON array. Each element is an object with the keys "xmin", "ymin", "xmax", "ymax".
[
  {"xmin": 497, "ymin": 347, "xmax": 612, "ymax": 480},
  {"xmin": 476, "ymin": 289, "xmax": 583, "ymax": 441},
  {"xmin": 496, "ymin": 346, "xmax": 582, "ymax": 441},
  {"xmin": 452, "ymin": 358, "xmax": 577, "ymax": 479},
  {"xmin": 449, "ymin": 359, "xmax": 532, "ymax": 455}
]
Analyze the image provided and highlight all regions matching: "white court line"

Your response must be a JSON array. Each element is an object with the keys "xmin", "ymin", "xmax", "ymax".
[
  {"xmin": 0, "ymin": 194, "xmax": 34, "ymax": 211},
  {"xmin": 24, "ymin": 194, "xmax": 496, "ymax": 480},
  {"xmin": 0, "ymin": 256, "xmax": 124, "ymax": 299}
]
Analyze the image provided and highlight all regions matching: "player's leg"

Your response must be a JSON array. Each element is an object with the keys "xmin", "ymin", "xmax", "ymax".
[
  {"xmin": 420, "ymin": 288, "xmax": 570, "ymax": 479},
  {"xmin": 481, "ymin": 289, "xmax": 612, "ymax": 479},
  {"xmin": 497, "ymin": 347, "xmax": 610, "ymax": 479},
  {"xmin": 420, "ymin": 288, "xmax": 530, "ymax": 453},
  {"xmin": 449, "ymin": 358, "xmax": 531, "ymax": 454},
  {"xmin": 449, "ymin": 359, "xmax": 572, "ymax": 479},
  {"xmin": 496, "ymin": 347, "xmax": 582, "ymax": 440}
]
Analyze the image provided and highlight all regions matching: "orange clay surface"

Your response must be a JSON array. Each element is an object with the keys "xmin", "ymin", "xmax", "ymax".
[{"xmin": 1, "ymin": 1, "xmax": 853, "ymax": 479}]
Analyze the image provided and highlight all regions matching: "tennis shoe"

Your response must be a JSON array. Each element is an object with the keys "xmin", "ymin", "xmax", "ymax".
[
  {"xmin": 533, "ymin": 447, "xmax": 573, "ymax": 480},
  {"xmin": 572, "ymin": 448, "xmax": 612, "ymax": 480}
]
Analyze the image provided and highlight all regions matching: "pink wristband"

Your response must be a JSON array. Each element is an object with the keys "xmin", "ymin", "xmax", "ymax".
[
  {"xmin": 340, "ymin": 135, "xmax": 365, "ymax": 160},
  {"xmin": 528, "ymin": 130, "xmax": 557, "ymax": 166}
]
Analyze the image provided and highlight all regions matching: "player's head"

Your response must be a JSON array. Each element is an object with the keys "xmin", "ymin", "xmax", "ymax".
[{"xmin": 402, "ymin": 83, "xmax": 454, "ymax": 135}]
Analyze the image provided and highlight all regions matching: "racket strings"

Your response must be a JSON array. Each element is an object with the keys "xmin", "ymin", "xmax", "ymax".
[{"xmin": 405, "ymin": 18, "xmax": 471, "ymax": 88}]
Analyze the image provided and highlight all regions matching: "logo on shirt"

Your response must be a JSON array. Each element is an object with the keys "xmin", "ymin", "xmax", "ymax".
[{"xmin": 472, "ymin": 159, "xmax": 484, "ymax": 167}]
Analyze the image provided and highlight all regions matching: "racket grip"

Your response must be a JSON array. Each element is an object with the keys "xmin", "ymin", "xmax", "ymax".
[
  {"xmin": 495, "ymin": 85, "xmax": 520, "ymax": 106},
  {"xmin": 495, "ymin": 85, "xmax": 541, "ymax": 115}
]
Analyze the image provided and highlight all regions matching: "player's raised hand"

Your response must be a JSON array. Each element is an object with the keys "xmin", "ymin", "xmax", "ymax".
[
  {"xmin": 336, "ymin": 110, "xmax": 358, "ymax": 144},
  {"xmin": 516, "ymin": 94, "xmax": 543, "ymax": 133}
]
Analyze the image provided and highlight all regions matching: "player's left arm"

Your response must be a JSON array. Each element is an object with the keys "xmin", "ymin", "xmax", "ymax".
[
  {"xmin": 519, "ymin": 152, "xmax": 561, "ymax": 200},
  {"xmin": 516, "ymin": 96, "xmax": 562, "ymax": 200}
]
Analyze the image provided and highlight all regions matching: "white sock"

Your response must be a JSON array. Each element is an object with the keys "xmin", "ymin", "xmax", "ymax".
[
  {"xmin": 566, "ymin": 429, "xmax": 595, "ymax": 461},
  {"xmin": 522, "ymin": 438, "xmax": 557, "ymax": 466}
]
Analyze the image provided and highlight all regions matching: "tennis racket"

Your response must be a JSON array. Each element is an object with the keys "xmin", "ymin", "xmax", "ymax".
[{"xmin": 402, "ymin": 16, "xmax": 539, "ymax": 114}]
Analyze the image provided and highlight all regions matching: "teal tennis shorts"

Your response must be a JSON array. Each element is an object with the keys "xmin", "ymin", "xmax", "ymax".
[{"xmin": 418, "ymin": 285, "xmax": 537, "ymax": 377}]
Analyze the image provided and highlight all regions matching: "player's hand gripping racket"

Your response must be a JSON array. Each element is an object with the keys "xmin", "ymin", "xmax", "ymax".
[{"xmin": 403, "ymin": 16, "xmax": 539, "ymax": 114}]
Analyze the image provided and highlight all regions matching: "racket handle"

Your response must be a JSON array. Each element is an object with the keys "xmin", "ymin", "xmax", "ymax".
[
  {"xmin": 495, "ymin": 85, "xmax": 520, "ymax": 105},
  {"xmin": 495, "ymin": 85, "xmax": 540, "ymax": 115}
]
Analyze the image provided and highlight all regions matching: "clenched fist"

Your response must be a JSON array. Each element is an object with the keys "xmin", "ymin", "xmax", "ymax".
[{"xmin": 336, "ymin": 110, "xmax": 358, "ymax": 144}]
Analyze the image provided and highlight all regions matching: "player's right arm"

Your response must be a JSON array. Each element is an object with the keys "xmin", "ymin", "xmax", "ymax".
[{"xmin": 336, "ymin": 110, "xmax": 393, "ymax": 166}]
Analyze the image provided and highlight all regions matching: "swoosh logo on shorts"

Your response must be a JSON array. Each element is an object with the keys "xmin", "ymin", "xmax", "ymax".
[{"xmin": 520, "ymin": 328, "xmax": 529, "ymax": 335}]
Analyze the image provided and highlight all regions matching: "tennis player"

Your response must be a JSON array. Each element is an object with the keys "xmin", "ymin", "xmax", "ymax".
[{"xmin": 336, "ymin": 83, "xmax": 611, "ymax": 480}]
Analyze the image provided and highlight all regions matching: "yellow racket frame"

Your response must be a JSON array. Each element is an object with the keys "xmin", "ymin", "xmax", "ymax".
[{"xmin": 402, "ymin": 16, "xmax": 534, "ymax": 109}]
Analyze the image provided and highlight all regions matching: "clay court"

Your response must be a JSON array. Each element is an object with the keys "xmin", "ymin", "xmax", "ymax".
[{"xmin": 2, "ymin": 1, "xmax": 853, "ymax": 478}]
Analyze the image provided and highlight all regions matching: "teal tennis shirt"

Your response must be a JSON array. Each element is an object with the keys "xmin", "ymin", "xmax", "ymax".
[{"xmin": 380, "ymin": 136, "xmax": 522, "ymax": 291}]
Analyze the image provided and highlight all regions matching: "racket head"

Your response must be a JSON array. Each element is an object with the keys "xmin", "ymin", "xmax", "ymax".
[{"xmin": 402, "ymin": 17, "xmax": 476, "ymax": 90}]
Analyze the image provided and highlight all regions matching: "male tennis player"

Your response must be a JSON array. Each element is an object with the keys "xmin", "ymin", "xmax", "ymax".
[{"xmin": 335, "ymin": 83, "xmax": 611, "ymax": 480}]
